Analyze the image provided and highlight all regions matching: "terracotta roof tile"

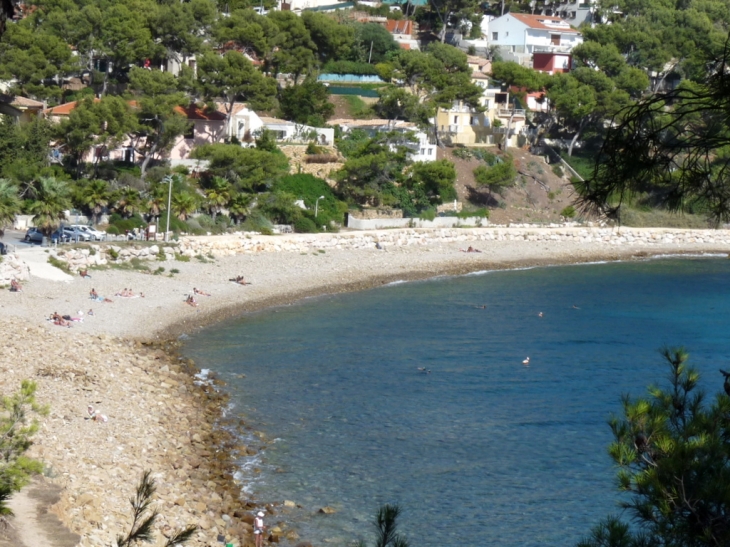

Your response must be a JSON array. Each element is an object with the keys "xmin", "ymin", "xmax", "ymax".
[
  {"xmin": 174, "ymin": 104, "xmax": 227, "ymax": 121},
  {"xmin": 508, "ymin": 13, "xmax": 580, "ymax": 33}
]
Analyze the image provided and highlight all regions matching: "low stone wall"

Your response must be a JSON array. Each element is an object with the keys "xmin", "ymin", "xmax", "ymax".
[
  {"xmin": 0, "ymin": 253, "xmax": 31, "ymax": 284},
  {"xmin": 346, "ymin": 216, "xmax": 487, "ymax": 229},
  {"xmin": 175, "ymin": 226, "xmax": 730, "ymax": 256},
  {"xmin": 51, "ymin": 226, "xmax": 730, "ymax": 271},
  {"xmin": 55, "ymin": 244, "xmax": 178, "ymax": 272}
]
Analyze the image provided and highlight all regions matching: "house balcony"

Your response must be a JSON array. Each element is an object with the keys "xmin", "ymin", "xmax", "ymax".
[
  {"xmin": 532, "ymin": 44, "xmax": 574, "ymax": 54},
  {"xmin": 496, "ymin": 108, "xmax": 526, "ymax": 118}
]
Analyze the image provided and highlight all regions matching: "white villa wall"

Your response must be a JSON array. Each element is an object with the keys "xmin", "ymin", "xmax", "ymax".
[
  {"xmin": 486, "ymin": 17, "xmax": 529, "ymax": 50},
  {"xmin": 526, "ymin": 28, "xmax": 582, "ymax": 52}
]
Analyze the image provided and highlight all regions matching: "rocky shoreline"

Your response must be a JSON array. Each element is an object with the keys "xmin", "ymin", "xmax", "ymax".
[{"xmin": 2, "ymin": 226, "xmax": 730, "ymax": 547}]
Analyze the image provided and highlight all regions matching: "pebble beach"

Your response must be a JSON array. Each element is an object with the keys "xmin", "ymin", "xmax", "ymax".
[{"xmin": 2, "ymin": 226, "xmax": 730, "ymax": 547}]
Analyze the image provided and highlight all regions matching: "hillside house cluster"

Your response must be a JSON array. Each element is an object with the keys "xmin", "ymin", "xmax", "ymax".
[{"xmin": 479, "ymin": 13, "xmax": 582, "ymax": 74}]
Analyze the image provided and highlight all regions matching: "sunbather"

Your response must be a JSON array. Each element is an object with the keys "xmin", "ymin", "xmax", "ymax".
[
  {"xmin": 229, "ymin": 275, "xmax": 250, "ymax": 285},
  {"xmin": 79, "ymin": 269, "xmax": 91, "ymax": 278},
  {"xmin": 193, "ymin": 288, "xmax": 211, "ymax": 296},
  {"xmin": 9, "ymin": 279, "xmax": 22, "ymax": 292},
  {"xmin": 185, "ymin": 294, "xmax": 198, "ymax": 307}
]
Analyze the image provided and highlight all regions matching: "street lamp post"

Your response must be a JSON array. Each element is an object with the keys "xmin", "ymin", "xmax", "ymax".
[
  {"xmin": 164, "ymin": 175, "xmax": 173, "ymax": 242},
  {"xmin": 314, "ymin": 195, "xmax": 325, "ymax": 218}
]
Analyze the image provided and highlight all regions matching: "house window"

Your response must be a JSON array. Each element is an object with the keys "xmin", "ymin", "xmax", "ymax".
[
  {"xmin": 492, "ymin": 32, "xmax": 498, "ymax": 40},
  {"xmin": 470, "ymin": 116, "xmax": 477, "ymax": 125},
  {"xmin": 428, "ymin": 148, "xmax": 433, "ymax": 155},
  {"xmin": 184, "ymin": 124, "xmax": 194, "ymax": 140},
  {"xmin": 188, "ymin": 59, "xmax": 196, "ymax": 70},
  {"xmin": 505, "ymin": 31, "xmax": 509, "ymax": 37},
  {"xmin": 420, "ymin": 148, "xmax": 425, "ymax": 155},
  {"xmin": 453, "ymin": 115, "xmax": 458, "ymax": 124},
  {"xmin": 551, "ymin": 34, "xmax": 560, "ymax": 45}
]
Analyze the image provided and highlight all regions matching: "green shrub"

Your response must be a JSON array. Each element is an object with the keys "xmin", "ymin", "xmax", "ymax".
[
  {"xmin": 106, "ymin": 225, "xmax": 120, "ymax": 235},
  {"xmin": 47, "ymin": 255, "xmax": 70, "ymax": 274},
  {"xmin": 452, "ymin": 147, "xmax": 474, "ymax": 160},
  {"xmin": 294, "ymin": 216, "xmax": 318, "ymax": 233},
  {"xmin": 560, "ymin": 205, "xmax": 576, "ymax": 218},
  {"xmin": 322, "ymin": 60, "xmax": 379, "ymax": 75},
  {"xmin": 157, "ymin": 248, "xmax": 166, "ymax": 261},
  {"xmin": 108, "ymin": 247, "xmax": 119, "ymax": 260},
  {"xmin": 153, "ymin": 267, "xmax": 165, "ymax": 275},
  {"xmin": 418, "ymin": 208, "xmax": 437, "ymax": 221},
  {"xmin": 306, "ymin": 142, "xmax": 324, "ymax": 155},
  {"xmin": 551, "ymin": 164, "xmax": 564, "ymax": 178},
  {"xmin": 170, "ymin": 268, "xmax": 179, "ymax": 274},
  {"xmin": 175, "ymin": 253, "xmax": 190, "ymax": 262}
]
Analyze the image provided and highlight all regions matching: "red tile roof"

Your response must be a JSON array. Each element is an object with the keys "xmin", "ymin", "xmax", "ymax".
[
  {"xmin": 174, "ymin": 104, "xmax": 227, "ymax": 121},
  {"xmin": 508, "ymin": 13, "xmax": 580, "ymax": 33},
  {"xmin": 386, "ymin": 19, "xmax": 413, "ymax": 35}
]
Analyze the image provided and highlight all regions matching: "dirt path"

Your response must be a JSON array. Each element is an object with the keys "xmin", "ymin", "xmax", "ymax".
[{"xmin": 0, "ymin": 478, "xmax": 80, "ymax": 547}]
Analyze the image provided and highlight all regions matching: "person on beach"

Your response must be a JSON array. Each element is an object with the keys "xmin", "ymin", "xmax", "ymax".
[
  {"xmin": 230, "ymin": 275, "xmax": 250, "ymax": 285},
  {"xmin": 194, "ymin": 288, "xmax": 211, "ymax": 296},
  {"xmin": 79, "ymin": 269, "xmax": 91, "ymax": 278},
  {"xmin": 460, "ymin": 246, "xmax": 482, "ymax": 253},
  {"xmin": 186, "ymin": 294, "xmax": 197, "ymax": 307},
  {"xmin": 254, "ymin": 511, "xmax": 266, "ymax": 547},
  {"xmin": 9, "ymin": 279, "xmax": 22, "ymax": 292}
]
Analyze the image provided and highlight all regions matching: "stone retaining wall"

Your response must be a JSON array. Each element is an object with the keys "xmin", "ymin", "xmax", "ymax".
[
  {"xmin": 52, "ymin": 226, "xmax": 730, "ymax": 272},
  {"xmin": 0, "ymin": 253, "xmax": 31, "ymax": 284}
]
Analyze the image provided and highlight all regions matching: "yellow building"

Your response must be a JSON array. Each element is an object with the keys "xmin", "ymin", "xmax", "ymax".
[{"xmin": 435, "ymin": 65, "xmax": 528, "ymax": 147}]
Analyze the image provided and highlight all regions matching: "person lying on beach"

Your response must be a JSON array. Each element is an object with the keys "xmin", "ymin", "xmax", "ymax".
[
  {"xmin": 9, "ymin": 279, "xmax": 22, "ymax": 292},
  {"xmin": 50, "ymin": 312, "xmax": 71, "ymax": 328},
  {"xmin": 193, "ymin": 288, "xmax": 211, "ymax": 296},
  {"xmin": 79, "ymin": 269, "xmax": 91, "ymax": 278},
  {"xmin": 460, "ymin": 246, "xmax": 482, "ymax": 253},
  {"xmin": 185, "ymin": 294, "xmax": 198, "ymax": 307},
  {"xmin": 229, "ymin": 275, "xmax": 251, "ymax": 285},
  {"xmin": 90, "ymin": 289, "xmax": 113, "ymax": 303},
  {"xmin": 88, "ymin": 309, "xmax": 94, "ymax": 316},
  {"xmin": 116, "ymin": 288, "xmax": 140, "ymax": 298}
]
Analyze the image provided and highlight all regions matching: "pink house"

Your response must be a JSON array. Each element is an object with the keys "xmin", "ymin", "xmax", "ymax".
[
  {"xmin": 45, "ymin": 100, "xmax": 228, "ymax": 163},
  {"xmin": 168, "ymin": 104, "xmax": 226, "ymax": 160}
]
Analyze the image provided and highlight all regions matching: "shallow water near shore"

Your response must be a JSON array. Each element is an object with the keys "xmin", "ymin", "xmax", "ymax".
[{"xmin": 184, "ymin": 257, "xmax": 730, "ymax": 547}]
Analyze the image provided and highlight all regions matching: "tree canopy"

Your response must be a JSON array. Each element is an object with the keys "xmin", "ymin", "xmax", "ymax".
[{"xmin": 579, "ymin": 348, "xmax": 730, "ymax": 547}]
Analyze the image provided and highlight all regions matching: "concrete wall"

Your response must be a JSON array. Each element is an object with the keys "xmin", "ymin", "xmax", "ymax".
[{"xmin": 346, "ymin": 216, "xmax": 488, "ymax": 229}]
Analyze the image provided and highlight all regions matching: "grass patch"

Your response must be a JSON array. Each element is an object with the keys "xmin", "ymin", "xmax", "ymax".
[
  {"xmin": 343, "ymin": 95, "xmax": 373, "ymax": 119},
  {"xmin": 169, "ymin": 268, "xmax": 180, "ymax": 277},
  {"xmin": 559, "ymin": 150, "xmax": 595, "ymax": 180},
  {"xmin": 174, "ymin": 253, "xmax": 190, "ymax": 262},
  {"xmin": 317, "ymin": 249, "xmax": 326, "ymax": 254},
  {"xmin": 195, "ymin": 254, "xmax": 210, "ymax": 263},
  {"xmin": 616, "ymin": 207, "xmax": 713, "ymax": 228},
  {"xmin": 47, "ymin": 255, "xmax": 71, "ymax": 274},
  {"xmin": 153, "ymin": 267, "xmax": 165, "ymax": 275},
  {"xmin": 107, "ymin": 258, "xmax": 151, "ymax": 272}
]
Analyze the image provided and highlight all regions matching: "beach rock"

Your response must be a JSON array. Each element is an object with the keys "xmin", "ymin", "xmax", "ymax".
[{"xmin": 318, "ymin": 506, "xmax": 337, "ymax": 514}]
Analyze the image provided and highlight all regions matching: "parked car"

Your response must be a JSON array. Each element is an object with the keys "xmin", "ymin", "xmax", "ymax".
[
  {"xmin": 24, "ymin": 227, "xmax": 44, "ymax": 243},
  {"xmin": 62, "ymin": 226, "xmax": 92, "ymax": 241},
  {"xmin": 51, "ymin": 229, "xmax": 69, "ymax": 244},
  {"xmin": 72, "ymin": 225, "xmax": 106, "ymax": 241}
]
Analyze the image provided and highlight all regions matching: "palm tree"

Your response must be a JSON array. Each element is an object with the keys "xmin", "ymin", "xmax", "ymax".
[
  {"xmin": 145, "ymin": 182, "xmax": 168, "ymax": 225},
  {"xmin": 357, "ymin": 504, "xmax": 409, "ymax": 547},
  {"xmin": 228, "ymin": 192, "xmax": 253, "ymax": 225},
  {"xmin": 204, "ymin": 176, "xmax": 232, "ymax": 221},
  {"xmin": 78, "ymin": 179, "xmax": 110, "ymax": 225},
  {"xmin": 171, "ymin": 191, "xmax": 198, "ymax": 221},
  {"xmin": 0, "ymin": 179, "xmax": 21, "ymax": 236},
  {"xmin": 115, "ymin": 187, "xmax": 143, "ymax": 219},
  {"xmin": 27, "ymin": 177, "xmax": 72, "ymax": 237}
]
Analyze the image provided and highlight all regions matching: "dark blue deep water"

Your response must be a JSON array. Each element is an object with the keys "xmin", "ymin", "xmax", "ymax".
[{"xmin": 184, "ymin": 257, "xmax": 730, "ymax": 547}]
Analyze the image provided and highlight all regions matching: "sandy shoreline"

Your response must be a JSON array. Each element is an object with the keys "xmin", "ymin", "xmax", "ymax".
[{"xmin": 2, "ymin": 227, "xmax": 730, "ymax": 547}]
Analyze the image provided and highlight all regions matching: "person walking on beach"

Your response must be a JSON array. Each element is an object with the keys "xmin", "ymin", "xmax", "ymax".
[{"xmin": 254, "ymin": 511, "xmax": 266, "ymax": 547}]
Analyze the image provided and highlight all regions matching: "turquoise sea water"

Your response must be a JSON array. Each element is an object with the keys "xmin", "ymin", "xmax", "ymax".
[{"xmin": 184, "ymin": 257, "xmax": 730, "ymax": 547}]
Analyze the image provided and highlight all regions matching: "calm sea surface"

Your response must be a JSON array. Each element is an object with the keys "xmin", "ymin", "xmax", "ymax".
[{"xmin": 183, "ymin": 257, "xmax": 730, "ymax": 547}]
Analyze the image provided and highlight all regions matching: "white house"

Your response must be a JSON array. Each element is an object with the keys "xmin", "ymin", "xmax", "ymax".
[
  {"xmin": 487, "ymin": 13, "xmax": 582, "ymax": 72},
  {"xmin": 259, "ymin": 117, "xmax": 335, "ymax": 145},
  {"xmin": 327, "ymin": 119, "xmax": 437, "ymax": 163}
]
